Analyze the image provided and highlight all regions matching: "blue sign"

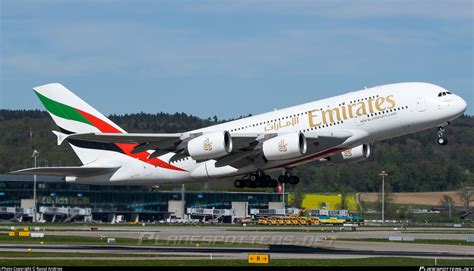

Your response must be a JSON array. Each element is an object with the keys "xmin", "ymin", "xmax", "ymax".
[
  {"xmin": 77, "ymin": 193, "xmax": 83, "ymax": 197},
  {"xmin": 50, "ymin": 192, "xmax": 56, "ymax": 197},
  {"xmin": 0, "ymin": 192, "xmax": 5, "ymax": 196}
]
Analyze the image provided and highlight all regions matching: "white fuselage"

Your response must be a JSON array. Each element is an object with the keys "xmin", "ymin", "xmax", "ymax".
[{"xmin": 77, "ymin": 82, "xmax": 467, "ymax": 185}]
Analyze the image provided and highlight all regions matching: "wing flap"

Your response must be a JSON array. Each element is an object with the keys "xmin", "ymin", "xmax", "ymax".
[
  {"xmin": 304, "ymin": 130, "xmax": 353, "ymax": 154},
  {"xmin": 10, "ymin": 166, "xmax": 120, "ymax": 177},
  {"xmin": 215, "ymin": 150, "xmax": 259, "ymax": 167}
]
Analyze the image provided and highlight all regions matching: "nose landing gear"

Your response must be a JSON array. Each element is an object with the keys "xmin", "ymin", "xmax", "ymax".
[{"xmin": 437, "ymin": 126, "xmax": 448, "ymax": 145}]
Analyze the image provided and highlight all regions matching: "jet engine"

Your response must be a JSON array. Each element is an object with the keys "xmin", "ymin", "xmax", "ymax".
[
  {"xmin": 328, "ymin": 144, "xmax": 371, "ymax": 164},
  {"xmin": 262, "ymin": 132, "xmax": 307, "ymax": 161},
  {"xmin": 187, "ymin": 131, "xmax": 233, "ymax": 161}
]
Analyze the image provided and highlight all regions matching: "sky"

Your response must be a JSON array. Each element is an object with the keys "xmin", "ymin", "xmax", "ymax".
[{"xmin": 1, "ymin": 0, "xmax": 473, "ymax": 119}]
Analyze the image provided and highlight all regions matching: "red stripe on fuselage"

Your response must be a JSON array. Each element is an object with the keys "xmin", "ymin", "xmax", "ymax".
[{"xmin": 76, "ymin": 109, "xmax": 187, "ymax": 172}]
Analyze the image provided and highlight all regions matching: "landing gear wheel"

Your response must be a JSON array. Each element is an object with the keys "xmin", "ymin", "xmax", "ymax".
[
  {"xmin": 437, "ymin": 126, "xmax": 448, "ymax": 145},
  {"xmin": 437, "ymin": 136, "xmax": 448, "ymax": 145},
  {"xmin": 244, "ymin": 172, "xmax": 281, "ymax": 189},
  {"xmin": 278, "ymin": 175, "xmax": 288, "ymax": 183},
  {"xmin": 254, "ymin": 175, "xmax": 271, "ymax": 187},
  {"xmin": 288, "ymin": 176, "xmax": 300, "ymax": 185},
  {"xmin": 254, "ymin": 178, "xmax": 263, "ymax": 187},
  {"xmin": 268, "ymin": 179, "xmax": 278, "ymax": 188},
  {"xmin": 234, "ymin": 179, "xmax": 245, "ymax": 188}
]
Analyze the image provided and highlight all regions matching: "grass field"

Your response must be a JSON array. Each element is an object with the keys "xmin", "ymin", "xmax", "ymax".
[
  {"xmin": 338, "ymin": 238, "xmax": 474, "ymax": 246},
  {"xmin": 0, "ymin": 257, "xmax": 472, "ymax": 266},
  {"xmin": 361, "ymin": 191, "xmax": 463, "ymax": 206},
  {"xmin": 0, "ymin": 234, "xmax": 266, "ymax": 248},
  {"xmin": 0, "ymin": 251, "xmax": 194, "ymax": 258}
]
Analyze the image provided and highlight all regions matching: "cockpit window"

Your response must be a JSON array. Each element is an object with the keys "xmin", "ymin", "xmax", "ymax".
[{"xmin": 438, "ymin": 91, "xmax": 451, "ymax": 97}]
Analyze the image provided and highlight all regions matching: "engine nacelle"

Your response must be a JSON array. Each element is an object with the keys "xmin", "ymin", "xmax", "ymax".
[
  {"xmin": 262, "ymin": 132, "xmax": 307, "ymax": 161},
  {"xmin": 187, "ymin": 131, "xmax": 233, "ymax": 161},
  {"xmin": 329, "ymin": 144, "xmax": 371, "ymax": 164}
]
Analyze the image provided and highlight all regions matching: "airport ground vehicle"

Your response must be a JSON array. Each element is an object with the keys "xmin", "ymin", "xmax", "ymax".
[{"xmin": 253, "ymin": 208, "xmax": 364, "ymax": 226}]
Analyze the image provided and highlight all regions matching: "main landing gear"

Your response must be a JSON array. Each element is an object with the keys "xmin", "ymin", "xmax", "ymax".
[
  {"xmin": 437, "ymin": 126, "xmax": 448, "ymax": 145},
  {"xmin": 277, "ymin": 170, "xmax": 300, "ymax": 185},
  {"xmin": 234, "ymin": 170, "xmax": 300, "ymax": 189},
  {"xmin": 234, "ymin": 171, "xmax": 278, "ymax": 188}
]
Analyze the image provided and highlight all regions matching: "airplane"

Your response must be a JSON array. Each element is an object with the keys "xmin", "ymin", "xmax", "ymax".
[{"xmin": 11, "ymin": 82, "xmax": 467, "ymax": 188}]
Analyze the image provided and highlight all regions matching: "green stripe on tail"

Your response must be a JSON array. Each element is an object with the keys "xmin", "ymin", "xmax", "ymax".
[{"xmin": 34, "ymin": 90, "xmax": 92, "ymax": 126}]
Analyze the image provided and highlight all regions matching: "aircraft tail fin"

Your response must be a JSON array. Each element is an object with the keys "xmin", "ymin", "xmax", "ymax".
[{"xmin": 34, "ymin": 83, "xmax": 126, "ymax": 165}]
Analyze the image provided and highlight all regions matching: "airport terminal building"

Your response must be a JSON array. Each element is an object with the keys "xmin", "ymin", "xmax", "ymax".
[{"xmin": 0, "ymin": 174, "xmax": 284, "ymax": 223}]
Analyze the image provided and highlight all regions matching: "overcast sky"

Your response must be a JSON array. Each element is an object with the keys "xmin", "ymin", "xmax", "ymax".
[{"xmin": 1, "ymin": 0, "xmax": 472, "ymax": 119}]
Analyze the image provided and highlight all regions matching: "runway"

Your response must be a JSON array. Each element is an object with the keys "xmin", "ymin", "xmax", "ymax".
[
  {"xmin": 1, "ymin": 225, "xmax": 473, "ymax": 260},
  {"xmin": 29, "ymin": 225, "xmax": 474, "ymax": 242},
  {"xmin": 0, "ymin": 243, "xmax": 472, "ymax": 260}
]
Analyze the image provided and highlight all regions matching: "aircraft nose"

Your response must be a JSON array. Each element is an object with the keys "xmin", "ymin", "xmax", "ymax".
[{"xmin": 456, "ymin": 95, "xmax": 467, "ymax": 114}]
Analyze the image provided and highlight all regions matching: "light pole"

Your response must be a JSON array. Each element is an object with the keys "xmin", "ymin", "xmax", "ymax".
[
  {"xmin": 282, "ymin": 183, "xmax": 285, "ymax": 206},
  {"xmin": 378, "ymin": 171, "xmax": 388, "ymax": 224},
  {"xmin": 32, "ymin": 150, "xmax": 39, "ymax": 223}
]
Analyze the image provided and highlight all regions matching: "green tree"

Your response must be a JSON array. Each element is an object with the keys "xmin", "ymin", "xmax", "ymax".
[
  {"xmin": 457, "ymin": 183, "xmax": 474, "ymax": 213},
  {"xmin": 291, "ymin": 186, "xmax": 305, "ymax": 208}
]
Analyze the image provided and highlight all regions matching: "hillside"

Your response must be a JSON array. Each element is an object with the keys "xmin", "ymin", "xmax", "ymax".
[{"xmin": 0, "ymin": 109, "xmax": 472, "ymax": 193}]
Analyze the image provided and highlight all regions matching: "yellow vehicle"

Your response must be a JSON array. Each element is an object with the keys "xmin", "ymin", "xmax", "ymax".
[
  {"xmin": 319, "ymin": 217, "xmax": 346, "ymax": 225},
  {"xmin": 293, "ymin": 208, "xmax": 316, "ymax": 226},
  {"xmin": 276, "ymin": 217, "xmax": 287, "ymax": 225},
  {"xmin": 257, "ymin": 218, "xmax": 269, "ymax": 225},
  {"xmin": 298, "ymin": 218, "xmax": 308, "ymax": 225},
  {"xmin": 258, "ymin": 214, "xmax": 321, "ymax": 226},
  {"xmin": 238, "ymin": 218, "xmax": 254, "ymax": 225},
  {"xmin": 308, "ymin": 217, "xmax": 320, "ymax": 225},
  {"xmin": 269, "ymin": 217, "xmax": 279, "ymax": 225}
]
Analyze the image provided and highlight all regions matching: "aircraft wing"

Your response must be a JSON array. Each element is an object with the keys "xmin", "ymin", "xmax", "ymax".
[
  {"xmin": 52, "ymin": 129, "xmax": 355, "ymax": 168},
  {"xmin": 54, "ymin": 131, "xmax": 262, "ymax": 158},
  {"xmin": 10, "ymin": 166, "xmax": 120, "ymax": 177}
]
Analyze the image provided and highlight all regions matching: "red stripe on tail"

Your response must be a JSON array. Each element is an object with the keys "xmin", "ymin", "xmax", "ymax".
[{"xmin": 76, "ymin": 109, "xmax": 187, "ymax": 172}]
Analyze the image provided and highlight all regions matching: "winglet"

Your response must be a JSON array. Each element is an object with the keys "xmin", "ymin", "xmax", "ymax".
[{"xmin": 52, "ymin": 130, "xmax": 69, "ymax": 145}]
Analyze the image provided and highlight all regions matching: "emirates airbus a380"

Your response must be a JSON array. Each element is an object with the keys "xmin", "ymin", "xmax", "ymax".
[{"xmin": 12, "ymin": 82, "xmax": 467, "ymax": 188}]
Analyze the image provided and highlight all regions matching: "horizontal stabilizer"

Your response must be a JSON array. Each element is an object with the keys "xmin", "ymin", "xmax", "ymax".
[
  {"xmin": 62, "ymin": 132, "xmax": 183, "ymax": 144},
  {"xmin": 52, "ymin": 130, "xmax": 69, "ymax": 145},
  {"xmin": 10, "ymin": 166, "xmax": 120, "ymax": 177}
]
